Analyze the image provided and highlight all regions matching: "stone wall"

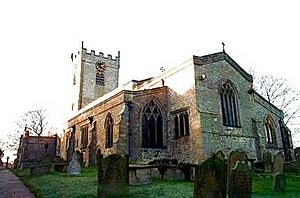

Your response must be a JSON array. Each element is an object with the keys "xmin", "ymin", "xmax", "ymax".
[
  {"xmin": 68, "ymin": 91, "xmax": 127, "ymax": 165},
  {"xmin": 64, "ymin": 50, "xmax": 288, "ymax": 166},
  {"xmin": 135, "ymin": 59, "xmax": 202, "ymax": 164},
  {"xmin": 128, "ymin": 87, "xmax": 168, "ymax": 163},
  {"xmin": 71, "ymin": 46, "xmax": 120, "ymax": 111},
  {"xmin": 17, "ymin": 135, "xmax": 58, "ymax": 168},
  {"xmin": 194, "ymin": 53, "xmax": 284, "ymax": 160}
]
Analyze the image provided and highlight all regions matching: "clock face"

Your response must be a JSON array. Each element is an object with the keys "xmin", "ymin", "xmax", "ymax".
[{"xmin": 95, "ymin": 61, "xmax": 106, "ymax": 72}]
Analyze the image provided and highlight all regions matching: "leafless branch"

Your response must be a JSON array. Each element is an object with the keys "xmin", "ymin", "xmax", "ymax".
[{"xmin": 253, "ymin": 74, "xmax": 300, "ymax": 125}]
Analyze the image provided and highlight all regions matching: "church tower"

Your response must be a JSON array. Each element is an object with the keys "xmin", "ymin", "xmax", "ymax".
[{"xmin": 71, "ymin": 42, "xmax": 120, "ymax": 111}]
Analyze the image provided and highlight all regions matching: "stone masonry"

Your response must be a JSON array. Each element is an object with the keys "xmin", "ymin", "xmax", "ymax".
[{"xmin": 61, "ymin": 45, "xmax": 293, "ymax": 167}]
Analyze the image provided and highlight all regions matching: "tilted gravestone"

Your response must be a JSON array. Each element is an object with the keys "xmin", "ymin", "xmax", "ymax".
[
  {"xmin": 194, "ymin": 154, "xmax": 226, "ymax": 198},
  {"xmin": 273, "ymin": 152, "xmax": 284, "ymax": 173},
  {"xmin": 229, "ymin": 161, "xmax": 252, "ymax": 198},
  {"xmin": 67, "ymin": 152, "xmax": 81, "ymax": 176},
  {"xmin": 273, "ymin": 173, "xmax": 286, "ymax": 192},
  {"xmin": 227, "ymin": 150, "xmax": 248, "ymax": 196},
  {"xmin": 98, "ymin": 154, "xmax": 129, "ymax": 198},
  {"xmin": 263, "ymin": 152, "xmax": 272, "ymax": 173}
]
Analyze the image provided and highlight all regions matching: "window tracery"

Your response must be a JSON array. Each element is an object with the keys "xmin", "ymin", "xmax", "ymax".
[
  {"xmin": 219, "ymin": 82, "xmax": 240, "ymax": 127},
  {"xmin": 142, "ymin": 100, "xmax": 163, "ymax": 148}
]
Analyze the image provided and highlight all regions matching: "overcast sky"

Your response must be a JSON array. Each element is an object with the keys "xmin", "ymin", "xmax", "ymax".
[{"xmin": 1, "ymin": 0, "xmax": 300, "ymax": 159}]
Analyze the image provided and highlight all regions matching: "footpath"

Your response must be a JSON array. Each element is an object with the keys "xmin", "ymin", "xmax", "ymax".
[{"xmin": 0, "ymin": 168, "xmax": 35, "ymax": 198}]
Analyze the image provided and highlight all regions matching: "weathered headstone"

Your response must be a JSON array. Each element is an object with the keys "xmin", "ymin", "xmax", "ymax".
[
  {"xmin": 194, "ymin": 154, "xmax": 226, "ymax": 198},
  {"xmin": 295, "ymin": 153, "xmax": 300, "ymax": 162},
  {"xmin": 263, "ymin": 152, "xmax": 272, "ymax": 173},
  {"xmin": 273, "ymin": 173, "xmax": 286, "ymax": 192},
  {"xmin": 67, "ymin": 152, "xmax": 81, "ymax": 176},
  {"xmin": 227, "ymin": 150, "xmax": 248, "ymax": 196},
  {"xmin": 228, "ymin": 150, "xmax": 248, "ymax": 170},
  {"xmin": 273, "ymin": 152, "xmax": 284, "ymax": 173},
  {"xmin": 229, "ymin": 161, "xmax": 252, "ymax": 198},
  {"xmin": 98, "ymin": 154, "xmax": 129, "ymax": 198}
]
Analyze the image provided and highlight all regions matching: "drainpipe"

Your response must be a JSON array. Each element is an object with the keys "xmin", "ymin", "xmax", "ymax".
[{"xmin": 127, "ymin": 101, "xmax": 133, "ymax": 157}]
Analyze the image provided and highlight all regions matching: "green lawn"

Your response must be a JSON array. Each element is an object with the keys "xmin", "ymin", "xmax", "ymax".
[{"xmin": 14, "ymin": 167, "xmax": 300, "ymax": 198}]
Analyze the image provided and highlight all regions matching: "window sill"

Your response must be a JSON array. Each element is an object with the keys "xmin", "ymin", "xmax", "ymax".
[
  {"xmin": 223, "ymin": 125, "xmax": 241, "ymax": 128},
  {"xmin": 266, "ymin": 144, "xmax": 278, "ymax": 149}
]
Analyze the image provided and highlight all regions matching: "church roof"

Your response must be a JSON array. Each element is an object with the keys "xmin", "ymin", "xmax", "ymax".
[{"xmin": 193, "ymin": 52, "xmax": 253, "ymax": 82}]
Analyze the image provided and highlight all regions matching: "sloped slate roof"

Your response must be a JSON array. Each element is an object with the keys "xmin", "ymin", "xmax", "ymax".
[{"xmin": 193, "ymin": 52, "xmax": 253, "ymax": 82}]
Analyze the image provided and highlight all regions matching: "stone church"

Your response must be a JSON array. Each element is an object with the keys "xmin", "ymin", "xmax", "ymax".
[{"xmin": 60, "ymin": 42, "xmax": 294, "ymax": 166}]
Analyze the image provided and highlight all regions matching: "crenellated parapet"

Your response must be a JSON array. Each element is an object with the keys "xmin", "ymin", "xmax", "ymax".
[
  {"xmin": 82, "ymin": 48, "xmax": 120, "ymax": 62},
  {"xmin": 71, "ymin": 41, "xmax": 121, "ymax": 111}
]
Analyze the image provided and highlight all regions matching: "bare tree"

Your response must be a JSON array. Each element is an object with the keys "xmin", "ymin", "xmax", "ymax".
[
  {"xmin": 253, "ymin": 74, "xmax": 300, "ymax": 125},
  {"xmin": 16, "ymin": 109, "xmax": 48, "ymax": 136}
]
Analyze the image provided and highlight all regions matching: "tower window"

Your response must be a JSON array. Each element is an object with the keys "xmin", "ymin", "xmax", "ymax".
[
  {"xmin": 105, "ymin": 113, "xmax": 114, "ymax": 148},
  {"xmin": 95, "ymin": 61, "xmax": 106, "ymax": 86},
  {"xmin": 265, "ymin": 115, "xmax": 277, "ymax": 145},
  {"xmin": 73, "ymin": 74, "xmax": 76, "ymax": 85},
  {"xmin": 219, "ymin": 81, "xmax": 240, "ymax": 127},
  {"xmin": 142, "ymin": 100, "xmax": 163, "ymax": 148},
  {"xmin": 96, "ymin": 72, "xmax": 104, "ymax": 85}
]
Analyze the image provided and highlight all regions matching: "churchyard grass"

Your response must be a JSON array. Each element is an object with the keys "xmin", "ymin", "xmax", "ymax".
[
  {"xmin": 14, "ymin": 167, "xmax": 300, "ymax": 198},
  {"xmin": 252, "ymin": 173, "xmax": 300, "ymax": 198}
]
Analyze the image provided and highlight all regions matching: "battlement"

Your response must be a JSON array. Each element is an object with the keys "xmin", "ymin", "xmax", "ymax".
[{"xmin": 82, "ymin": 48, "xmax": 120, "ymax": 61}]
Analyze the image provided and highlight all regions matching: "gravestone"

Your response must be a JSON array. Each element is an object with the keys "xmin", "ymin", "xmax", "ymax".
[
  {"xmin": 194, "ymin": 154, "xmax": 226, "ymax": 198},
  {"xmin": 67, "ymin": 152, "xmax": 81, "ymax": 176},
  {"xmin": 216, "ymin": 150, "xmax": 225, "ymax": 160},
  {"xmin": 273, "ymin": 173, "xmax": 286, "ymax": 192},
  {"xmin": 98, "ymin": 154, "xmax": 129, "ymax": 198},
  {"xmin": 229, "ymin": 161, "xmax": 252, "ymax": 198},
  {"xmin": 228, "ymin": 150, "xmax": 248, "ymax": 170},
  {"xmin": 295, "ymin": 153, "xmax": 300, "ymax": 162},
  {"xmin": 273, "ymin": 152, "xmax": 284, "ymax": 173},
  {"xmin": 263, "ymin": 152, "xmax": 272, "ymax": 173},
  {"xmin": 227, "ymin": 150, "xmax": 248, "ymax": 196}
]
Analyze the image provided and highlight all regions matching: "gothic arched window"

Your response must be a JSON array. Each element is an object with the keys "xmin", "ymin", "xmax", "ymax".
[
  {"xmin": 265, "ymin": 115, "xmax": 277, "ymax": 145},
  {"xmin": 219, "ymin": 82, "xmax": 240, "ymax": 127},
  {"xmin": 105, "ymin": 113, "xmax": 114, "ymax": 148},
  {"xmin": 142, "ymin": 100, "xmax": 163, "ymax": 148}
]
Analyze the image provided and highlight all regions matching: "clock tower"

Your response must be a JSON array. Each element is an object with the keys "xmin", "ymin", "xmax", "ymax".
[{"xmin": 71, "ymin": 42, "xmax": 120, "ymax": 111}]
